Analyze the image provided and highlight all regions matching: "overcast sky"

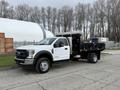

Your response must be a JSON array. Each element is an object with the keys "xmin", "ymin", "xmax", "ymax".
[{"xmin": 6, "ymin": 0, "xmax": 96, "ymax": 8}]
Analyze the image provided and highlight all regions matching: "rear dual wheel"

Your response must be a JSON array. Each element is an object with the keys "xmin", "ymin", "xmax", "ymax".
[{"xmin": 88, "ymin": 53, "xmax": 98, "ymax": 63}]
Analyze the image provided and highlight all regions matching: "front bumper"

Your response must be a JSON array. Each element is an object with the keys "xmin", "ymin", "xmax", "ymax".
[{"xmin": 15, "ymin": 58, "xmax": 34, "ymax": 65}]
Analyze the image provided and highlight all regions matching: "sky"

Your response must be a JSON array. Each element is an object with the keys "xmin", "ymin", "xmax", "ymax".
[{"xmin": 6, "ymin": 0, "xmax": 96, "ymax": 8}]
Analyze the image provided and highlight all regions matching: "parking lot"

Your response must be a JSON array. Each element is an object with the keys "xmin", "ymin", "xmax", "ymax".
[{"xmin": 0, "ymin": 52, "xmax": 120, "ymax": 90}]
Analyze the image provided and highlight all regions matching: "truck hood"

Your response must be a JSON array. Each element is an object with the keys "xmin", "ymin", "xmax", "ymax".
[{"xmin": 17, "ymin": 45, "xmax": 52, "ymax": 51}]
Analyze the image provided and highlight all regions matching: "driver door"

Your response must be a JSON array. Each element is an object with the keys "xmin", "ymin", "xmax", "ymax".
[{"xmin": 53, "ymin": 38, "xmax": 70, "ymax": 61}]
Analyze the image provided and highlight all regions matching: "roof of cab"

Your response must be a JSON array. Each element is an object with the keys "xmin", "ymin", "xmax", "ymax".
[{"xmin": 55, "ymin": 31, "xmax": 82, "ymax": 36}]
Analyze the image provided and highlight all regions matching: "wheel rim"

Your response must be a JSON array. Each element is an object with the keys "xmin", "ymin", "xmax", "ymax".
[
  {"xmin": 93, "ymin": 55, "xmax": 97, "ymax": 62},
  {"xmin": 40, "ymin": 61, "xmax": 49, "ymax": 72}
]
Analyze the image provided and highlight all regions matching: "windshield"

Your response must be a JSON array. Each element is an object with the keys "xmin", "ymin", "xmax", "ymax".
[{"xmin": 39, "ymin": 38, "xmax": 56, "ymax": 45}]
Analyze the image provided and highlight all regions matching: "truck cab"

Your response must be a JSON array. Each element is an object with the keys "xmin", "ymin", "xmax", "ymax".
[
  {"xmin": 15, "ymin": 37, "xmax": 70, "ymax": 73},
  {"xmin": 15, "ymin": 31, "xmax": 105, "ymax": 73}
]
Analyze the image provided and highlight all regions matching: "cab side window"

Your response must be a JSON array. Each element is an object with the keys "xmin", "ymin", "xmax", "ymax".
[{"xmin": 54, "ymin": 38, "xmax": 68, "ymax": 47}]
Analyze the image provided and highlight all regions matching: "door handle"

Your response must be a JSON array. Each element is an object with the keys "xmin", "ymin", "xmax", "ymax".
[{"xmin": 65, "ymin": 48, "xmax": 68, "ymax": 50}]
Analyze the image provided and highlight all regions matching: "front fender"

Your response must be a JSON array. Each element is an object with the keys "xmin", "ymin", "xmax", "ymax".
[{"xmin": 33, "ymin": 50, "xmax": 53, "ymax": 65}]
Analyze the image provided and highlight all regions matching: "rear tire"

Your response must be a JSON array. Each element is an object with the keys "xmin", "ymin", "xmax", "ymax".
[
  {"xmin": 88, "ymin": 53, "xmax": 98, "ymax": 63},
  {"xmin": 35, "ymin": 57, "xmax": 50, "ymax": 73}
]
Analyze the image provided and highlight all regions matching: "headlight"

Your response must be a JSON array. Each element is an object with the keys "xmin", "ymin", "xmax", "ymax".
[{"xmin": 28, "ymin": 50, "xmax": 35, "ymax": 58}]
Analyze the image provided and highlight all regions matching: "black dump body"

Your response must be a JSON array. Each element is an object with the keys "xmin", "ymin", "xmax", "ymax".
[
  {"xmin": 80, "ymin": 42, "xmax": 105, "ymax": 52},
  {"xmin": 56, "ymin": 31, "xmax": 105, "ymax": 59},
  {"xmin": 79, "ymin": 42, "xmax": 105, "ymax": 60}
]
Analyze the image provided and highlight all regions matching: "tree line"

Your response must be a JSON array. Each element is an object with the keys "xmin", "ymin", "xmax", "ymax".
[{"xmin": 0, "ymin": 0, "xmax": 120, "ymax": 42}]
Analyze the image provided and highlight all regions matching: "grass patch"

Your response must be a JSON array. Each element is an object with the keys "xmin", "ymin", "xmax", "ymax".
[{"xmin": 0, "ymin": 55, "xmax": 16, "ymax": 68}]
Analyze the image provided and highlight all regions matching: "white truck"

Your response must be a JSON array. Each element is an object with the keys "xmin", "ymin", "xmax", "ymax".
[{"xmin": 15, "ymin": 31, "xmax": 105, "ymax": 73}]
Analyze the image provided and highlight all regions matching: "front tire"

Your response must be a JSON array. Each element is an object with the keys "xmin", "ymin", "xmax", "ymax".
[
  {"xmin": 88, "ymin": 53, "xmax": 98, "ymax": 63},
  {"xmin": 36, "ymin": 57, "xmax": 50, "ymax": 73}
]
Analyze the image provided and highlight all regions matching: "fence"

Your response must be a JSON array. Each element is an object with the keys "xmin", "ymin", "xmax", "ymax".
[{"xmin": 14, "ymin": 41, "xmax": 39, "ymax": 48}]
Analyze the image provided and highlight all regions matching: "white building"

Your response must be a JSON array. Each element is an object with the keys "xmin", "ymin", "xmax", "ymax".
[{"xmin": 0, "ymin": 18, "xmax": 54, "ymax": 42}]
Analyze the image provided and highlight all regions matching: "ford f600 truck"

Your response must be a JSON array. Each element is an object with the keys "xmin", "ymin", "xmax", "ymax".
[{"xmin": 15, "ymin": 31, "xmax": 105, "ymax": 73}]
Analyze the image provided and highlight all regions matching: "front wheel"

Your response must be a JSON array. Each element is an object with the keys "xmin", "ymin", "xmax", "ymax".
[
  {"xmin": 35, "ymin": 57, "xmax": 50, "ymax": 73},
  {"xmin": 88, "ymin": 53, "xmax": 98, "ymax": 63}
]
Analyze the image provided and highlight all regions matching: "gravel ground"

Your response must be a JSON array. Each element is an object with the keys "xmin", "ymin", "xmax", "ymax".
[{"xmin": 0, "ymin": 51, "xmax": 120, "ymax": 90}]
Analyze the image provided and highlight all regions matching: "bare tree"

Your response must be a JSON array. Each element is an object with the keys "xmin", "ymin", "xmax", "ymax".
[
  {"xmin": 75, "ymin": 3, "xmax": 85, "ymax": 31},
  {"xmin": 60, "ymin": 6, "xmax": 73, "ymax": 32},
  {"xmin": 56, "ymin": 9, "xmax": 62, "ymax": 32},
  {"xmin": 46, "ymin": 7, "xmax": 52, "ymax": 31},
  {"xmin": 94, "ymin": 0, "xmax": 107, "ymax": 37},
  {"xmin": 6, "ymin": 6, "xmax": 15, "ymax": 19},
  {"xmin": 51, "ymin": 8, "xmax": 57, "ymax": 34},
  {"xmin": 75, "ymin": 3, "xmax": 86, "ymax": 39},
  {"xmin": 15, "ymin": 4, "xmax": 31, "ymax": 21},
  {"xmin": 41, "ymin": 7, "xmax": 46, "ymax": 29},
  {"xmin": 0, "ymin": 0, "xmax": 9, "ymax": 18},
  {"xmin": 29, "ymin": 6, "xmax": 41, "ymax": 23}
]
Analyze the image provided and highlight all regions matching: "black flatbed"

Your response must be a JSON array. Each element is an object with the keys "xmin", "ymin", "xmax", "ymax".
[{"xmin": 56, "ymin": 31, "xmax": 105, "ymax": 60}]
